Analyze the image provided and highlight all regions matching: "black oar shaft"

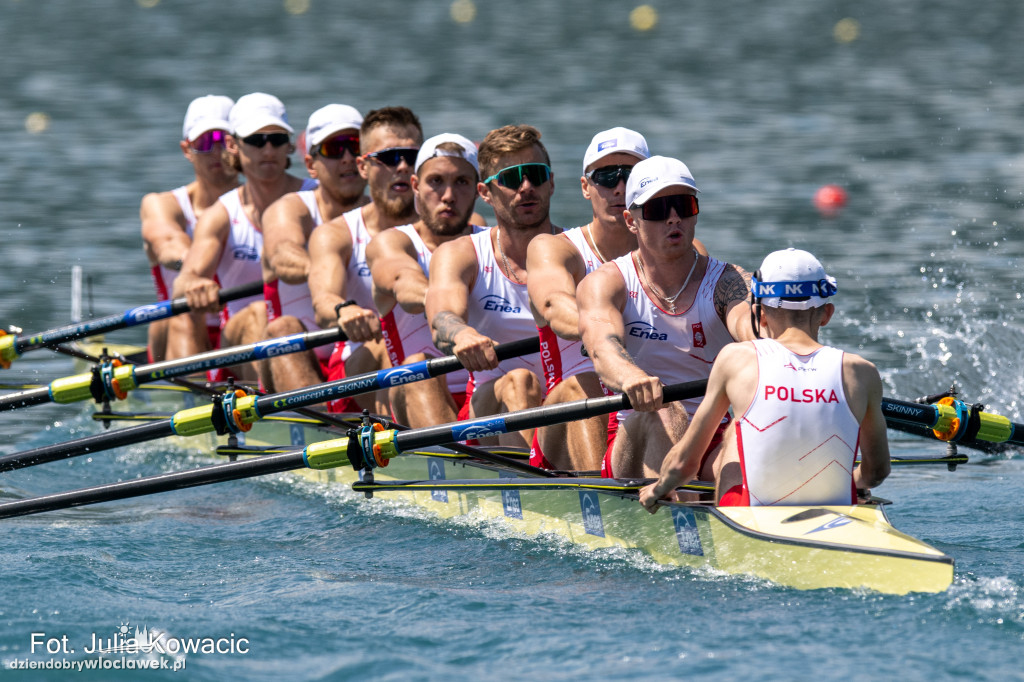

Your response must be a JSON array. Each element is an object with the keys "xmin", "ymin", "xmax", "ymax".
[
  {"xmin": 0, "ymin": 337, "xmax": 542, "ymax": 472},
  {"xmin": 0, "ymin": 386, "xmax": 51, "ymax": 411},
  {"xmin": 9, "ymin": 281, "xmax": 262, "ymax": 356},
  {"xmin": 391, "ymin": 380, "xmax": 708, "ymax": 453},
  {"xmin": 0, "ymin": 421, "xmax": 175, "ymax": 472},
  {"xmin": 0, "ymin": 451, "xmax": 305, "ymax": 520}
]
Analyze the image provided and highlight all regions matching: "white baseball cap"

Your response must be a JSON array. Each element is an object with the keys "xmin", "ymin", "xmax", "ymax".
[
  {"xmin": 229, "ymin": 92, "xmax": 294, "ymax": 138},
  {"xmin": 753, "ymin": 248, "xmax": 838, "ymax": 310},
  {"xmin": 414, "ymin": 133, "xmax": 479, "ymax": 176},
  {"xmin": 582, "ymin": 127, "xmax": 649, "ymax": 173},
  {"xmin": 182, "ymin": 95, "xmax": 234, "ymax": 141},
  {"xmin": 305, "ymin": 104, "xmax": 363, "ymax": 153},
  {"xmin": 625, "ymin": 155, "xmax": 699, "ymax": 208}
]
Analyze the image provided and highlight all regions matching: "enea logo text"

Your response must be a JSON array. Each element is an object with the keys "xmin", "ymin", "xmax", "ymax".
[
  {"xmin": 126, "ymin": 304, "xmax": 169, "ymax": 324},
  {"xmin": 453, "ymin": 417, "xmax": 506, "ymax": 441},
  {"xmin": 626, "ymin": 320, "xmax": 667, "ymax": 341},
  {"xmin": 258, "ymin": 341, "xmax": 304, "ymax": 359},
  {"xmin": 481, "ymin": 295, "xmax": 521, "ymax": 314},
  {"xmin": 381, "ymin": 366, "xmax": 429, "ymax": 386}
]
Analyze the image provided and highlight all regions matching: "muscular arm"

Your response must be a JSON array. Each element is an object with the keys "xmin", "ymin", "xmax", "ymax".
[
  {"xmin": 262, "ymin": 193, "xmax": 313, "ymax": 285},
  {"xmin": 308, "ymin": 218, "xmax": 380, "ymax": 342},
  {"xmin": 526, "ymin": 232, "xmax": 586, "ymax": 339},
  {"xmin": 640, "ymin": 342, "xmax": 751, "ymax": 509},
  {"xmin": 715, "ymin": 263, "xmax": 755, "ymax": 342},
  {"xmin": 140, "ymin": 191, "xmax": 191, "ymax": 269},
  {"xmin": 846, "ymin": 355, "xmax": 891, "ymax": 490},
  {"xmin": 367, "ymin": 228, "xmax": 427, "ymax": 316},
  {"xmin": 577, "ymin": 263, "xmax": 661, "ymax": 411},
  {"xmin": 425, "ymin": 237, "xmax": 497, "ymax": 371},
  {"xmin": 172, "ymin": 202, "xmax": 230, "ymax": 312}
]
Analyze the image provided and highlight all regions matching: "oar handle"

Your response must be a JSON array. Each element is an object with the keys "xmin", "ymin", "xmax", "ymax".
[{"xmin": 2, "ymin": 280, "xmax": 264, "ymax": 360}]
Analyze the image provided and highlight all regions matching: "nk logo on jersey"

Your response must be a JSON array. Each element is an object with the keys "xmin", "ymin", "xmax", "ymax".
[
  {"xmin": 232, "ymin": 246, "xmax": 259, "ymax": 261},
  {"xmin": 481, "ymin": 294, "xmax": 521, "ymax": 314},
  {"xmin": 626, "ymin": 320, "xmax": 668, "ymax": 341},
  {"xmin": 356, "ymin": 261, "xmax": 371, "ymax": 277}
]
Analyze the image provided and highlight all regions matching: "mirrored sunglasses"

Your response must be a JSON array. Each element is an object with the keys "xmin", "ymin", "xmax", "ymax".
[
  {"xmin": 189, "ymin": 129, "xmax": 228, "ymax": 153},
  {"xmin": 240, "ymin": 132, "xmax": 291, "ymax": 148},
  {"xmin": 363, "ymin": 147, "xmax": 419, "ymax": 167},
  {"xmin": 315, "ymin": 134, "xmax": 360, "ymax": 159},
  {"xmin": 586, "ymin": 164, "xmax": 633, "ymax": 188},
  {"xmin": 483, "ymin": 163, "xmax": 552, "ymax": 188},
  {"xmin": 638, "ymin": 194, "xmax": 699, "ymax": 221}
]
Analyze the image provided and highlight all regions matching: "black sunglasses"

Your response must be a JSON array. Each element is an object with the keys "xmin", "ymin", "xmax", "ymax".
[
  {"xmin": 240, "ymin": 132, "xmax": 291, "ymax": 148},
  {"xmin": 637, "ymin": 194, "xmax": 699, "ymax": 221},
  {"xmin": 586, "ymin": 164, "xmax": 632, "ymax": 188},
  {"xmin": 315, "ymin": 134, "xmax": 360, "ymax": 159},
  {"xmin": 363, "ymin": 147, "xmax": 419, "ymax": 167},
  {"xmin": 483, "ymin": 163, "xmax": 552, "ymax": 188}
]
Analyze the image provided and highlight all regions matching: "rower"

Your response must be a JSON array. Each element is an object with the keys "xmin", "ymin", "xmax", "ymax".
[
  {"xmin": 367, "ymin": 133, "xmax": 486, "ymax": 428},
  {"xmin": 426, "ymin": 125, "xmax": 557, "ymax": 446},
  {"xmin": 259, "ymin": 103, "xmax": 369, "ymax": 393},
  {"xmin": 167, "ymin": 93, "xmax": 316, "ymax": 380},
  {"xmin": 577, "ymin": 155, "xmax": 754, "ymax": 480},
  {"xmin": 639, "ymin": 248, "xmax": 891, "ymax": 508},
  {"xmin": 308, "ymin": 107, "xmax": 423, "ymax": 413},
  {"xmin": 140, "ymin": 95, "xmax": 239, "ymax": 362}
]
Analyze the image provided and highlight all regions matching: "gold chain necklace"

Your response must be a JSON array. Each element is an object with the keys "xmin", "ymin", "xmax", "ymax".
[
  {"xmin": 636, "ymin": 248, "xmax": 699, "ymax": 314},
  {"xmin": 495, "ymin": 226, "xmax": 523, "ymax": 284},
  {"xmin": 585, "ymin": 222, "xmax": 609, "ymax": 264}
]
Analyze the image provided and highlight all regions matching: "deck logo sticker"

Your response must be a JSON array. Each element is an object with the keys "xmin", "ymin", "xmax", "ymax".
[
  {"xmin": 579, "ymin": 491, "xmax": 605, "ymax": 537},
  {"xmin": 805, "ymin": 515, "xmax": 853, "ymax": 534},
  {"xmin": 452, "ymin": 417, "xmax": 506, "ymax": 442},
  {"xmin": 502, "ymin": 490, "xmax": 523, "ymax": 519},
  {"xmin": 428, "ymin": 458, "xmax": 448, "ymax": 503},
  {"xmin": 289, "ymin": 424, "xmax": 305, "ymax": 447},
  {"xmin": 671, "ymin": 507, "xmax": 704, "ymax": 556}
]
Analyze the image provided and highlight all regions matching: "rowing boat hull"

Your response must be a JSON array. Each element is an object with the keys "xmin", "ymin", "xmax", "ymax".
[{"xmin": 74, "ymin": 341, "xmax": 955, "ymax": 595}]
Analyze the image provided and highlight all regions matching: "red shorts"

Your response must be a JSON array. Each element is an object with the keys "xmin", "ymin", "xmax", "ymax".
[
  {"xmin": 325, "ymin": 342, "xmax": 361, "ymax": 414},
  {"xmin": 601, "ymin": 418, "xmax": 730, "ymax": 479}
]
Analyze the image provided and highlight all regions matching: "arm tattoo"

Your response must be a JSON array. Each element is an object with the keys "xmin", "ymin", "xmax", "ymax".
[
  {"xmin": 433, "ymin": 310, "xmax": 472, "ymax": 354},
  {"xmin": 715, "ymin": 265, "xmax": 751, "ymax": 321},
  {"xmin": 604, "ymin": 333, "xmax": 636, "ymax": 365}
]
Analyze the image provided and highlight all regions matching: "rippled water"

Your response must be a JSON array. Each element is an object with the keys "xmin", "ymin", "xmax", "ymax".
[{"xmin": 1, "ymin": 1, "xmax": 1023, "ymax": 679}]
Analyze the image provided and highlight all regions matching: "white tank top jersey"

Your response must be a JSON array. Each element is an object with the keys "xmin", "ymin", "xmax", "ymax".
[
  {"xmin": 536, "ymin": 226, "xmax": 601, "ymax": 393},
  {"xmin": 263, "ymin": 189, "xmax": 330, "ymax": 359},
  {"xmin": 465, "ymin": 228, "xmax": 543, "ymax": 387},
  {"xmin": 379, "ymin": 224, "xmax": 486, "ymax": 395},
  {"xmin": 612, "ymin": 252, "xmax": 733, "ymax": 420},
  {"xmin": 328, "ymin": 205, "xmax": 379, "ymax": 366},
  {"xmin": 149, "ymin": 186, "xmax": 223, "ymax": 328},
  {"xmin": 735, "ymin": 338, "xmax": 861, "ymax": 506},
  {"xmin": 215, "ymin": 188, "xmax": 264, "ymax": 317},
  {"xmin": 150, "ymin": 186, "xmax": 198, "ymax": 300}
]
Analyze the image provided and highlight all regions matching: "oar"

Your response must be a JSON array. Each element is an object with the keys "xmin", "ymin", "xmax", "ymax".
[
  {"xmin": 882, "ymin": 395, "xmax": 1023, "ymax": 449},
  {"xmin": 0, "ymin": 280, "xmax": 263, "ymax": 368},
  {"xmin": 0, "ymin": 378, "xmax": 707, "ymax": 520},
  {"xmin": 353, "ymin": 477, "xmax": 715, "ymax": 494},
  {"xmin": 0, "ymin": 337, "xmax": 540, "ymax": 473},
  {"xmin": 0, "ymin": 327, "xmax": 344, "ymax": 412}
]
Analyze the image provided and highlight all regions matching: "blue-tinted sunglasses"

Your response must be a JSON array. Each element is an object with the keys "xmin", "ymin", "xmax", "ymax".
[{"xmin": 483, "ymin": 163, "xmax": 552, "ymax": 188}]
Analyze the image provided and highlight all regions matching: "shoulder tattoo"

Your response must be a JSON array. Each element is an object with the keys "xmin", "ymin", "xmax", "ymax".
[{"xmin": 715, "ymin": 265, "xmax": 751, "ymax": 320}]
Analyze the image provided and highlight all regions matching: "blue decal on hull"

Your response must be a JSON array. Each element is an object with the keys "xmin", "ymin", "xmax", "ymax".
[
  {"xmin": 428, "ymin": 458, "xmax": 448, "ymax": 503},
  {"xmin": 579, "ymin": 491, "xmax": 605, "ymax": 537},
  {"xmin": 502, "ymin": 490, "xmax": 523, "ymax": 519},
  {"xmin": 671, "ymin": 507, "xmax": 704, "ymax": 556},
  {"xmin": 289, "ymin": 424, "xmax": 305, "ymax": 447}
]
